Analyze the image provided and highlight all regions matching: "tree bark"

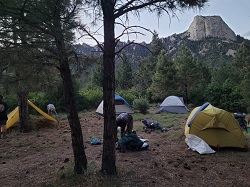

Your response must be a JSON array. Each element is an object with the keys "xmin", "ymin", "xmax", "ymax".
[
  {"xmin": 55, "ymin": 35, "xmax": 88, "ymax": 174},
  {"xmin": 18, "ymin": 92, "xmax": 30, "ymax": 132},
  {"xmin": 100, "ymin": 0, "xmax": 117, "ymax": 175}
]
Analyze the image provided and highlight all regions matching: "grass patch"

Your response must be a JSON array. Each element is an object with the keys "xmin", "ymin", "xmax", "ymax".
[
  {"xmin": 54, "ymin": 113, "xmax": 68, "ymax": 120},
  {"xmin": 133, "ymin": 112, "xmax": 188, "ymax": 140},
  {"xmin": 48, "ymin": 161, "xmax": 123, "ymax": 187},
  {"xmin": 0, "ymin": 151, "xmax": 16, "ymax": 159},
  {"xmin": 133, "ymin": 112, "xmax": 188, "ymax": 128}
]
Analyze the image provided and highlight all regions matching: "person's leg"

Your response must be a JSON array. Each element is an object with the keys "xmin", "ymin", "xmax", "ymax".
[
  {"xmin": 126, "ymin": 121, "xmax": 133, "ymax": 134},
  {"xmin": 0, "ymin": 120, "xmax": 6, "ymax": 138},
  {"xmin": 116, "ymin": 118, "xmax": 125, "ymax": 139},
  {"xmin": 128, "ymin": 115, "xmax": 133, "ymax": 134},
  {"xmin": 120, "ymin": 125, "xmax": 126, "ymax": 138},
  {"xmin": 2, "ymin": 125, "xmax": 6, "ymax": 138},
  {"xmin": 0, "ymin": 121, "xmax": 3, "ymax": 139}
]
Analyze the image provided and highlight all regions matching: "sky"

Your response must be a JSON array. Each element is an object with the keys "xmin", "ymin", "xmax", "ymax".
[{"xmin": 77, "ymin": 0, "xmax": 250, "ymax": 45}]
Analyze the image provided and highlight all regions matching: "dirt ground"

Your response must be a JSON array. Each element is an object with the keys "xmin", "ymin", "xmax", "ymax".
[{"xmin": 0, "ymin": 111, "xmax": 250, "ymax": 187}]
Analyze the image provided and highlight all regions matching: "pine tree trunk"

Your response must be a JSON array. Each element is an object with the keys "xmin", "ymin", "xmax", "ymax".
[
  {"xmin": 100, "ymin": 0, "xmax": 117, "ymax": 175},
  {"xmin": 18, "ymin": 92, "xmax": 30, "ymax": 132},
  {"xmin": 55, "ymin": 35, "xmax": 88, "ymax": 174}
]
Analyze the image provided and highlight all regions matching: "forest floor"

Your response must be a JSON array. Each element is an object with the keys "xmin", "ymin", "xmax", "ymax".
[{"xmin": 0, "ymin": 110, "xmax": 250, "ymax": 187}]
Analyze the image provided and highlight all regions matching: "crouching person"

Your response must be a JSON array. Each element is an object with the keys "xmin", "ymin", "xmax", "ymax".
[
  {"xmin": 116, "ymin": 112, "xmax": 133, "ymax": 141},
  {"xmin": 47, "ymin": 104, "xmax": 57, "ymax": 115},
  {"xmin": 117, "ymin": 131, "xmax": 149, "ymax": 153}
]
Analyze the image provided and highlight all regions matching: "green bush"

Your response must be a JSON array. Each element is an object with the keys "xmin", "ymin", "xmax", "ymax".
[
  {"xmin": 79, "ymin": 88, "xmax": 103, "ymax": 110},
  {"xmin": 133, "ymin": 98, "xmax": 149, "ymax": 114},
  {"xmin": 117, "ymin": 88, "xmax": 138, "ymax": 105},
  {"xmin": 4, "ymin": 94, "xmax": 19, "ymax": 112},
  {"xmin": 29, "ymin": 92, "xmax": 48, "ymax": 112}
]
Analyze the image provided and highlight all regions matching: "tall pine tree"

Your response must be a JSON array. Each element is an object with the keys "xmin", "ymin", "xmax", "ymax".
[
  {"xmin": 135, "ymin": 32, "xmax": 165, "ymax": 95},
  {"xmin": 174, "ymin": 47, "xmax": 198, "ymax": 104},
  {"xmin": 233, "ymin": 42, "xmax": 250, "ymax": 112},
  {"xmin": 116, "ymin": 53, "xmax": 133, "ymax": 90},
  {"xmin": 148, "ymin": 50, "xmax": 177, "ymax": 101}
]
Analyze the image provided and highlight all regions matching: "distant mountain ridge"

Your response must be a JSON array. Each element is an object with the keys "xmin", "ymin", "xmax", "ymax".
[{"xmin": 73, "ymin": 15, "xmax": 249, "ymax": 66}]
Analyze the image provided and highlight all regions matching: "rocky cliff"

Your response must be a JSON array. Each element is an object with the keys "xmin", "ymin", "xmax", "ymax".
[
  {"xmin": 186, "ymin": 15, "xmax": 236, "ymax": 41},
  {"xmin": 74, "ymin": 15, "xmax": 249, "ymax": 66}
]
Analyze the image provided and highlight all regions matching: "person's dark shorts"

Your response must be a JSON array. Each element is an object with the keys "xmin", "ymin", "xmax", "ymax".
[{"xmin": 0, "ymin": 120, "xmax": 7, "ymax": 126}]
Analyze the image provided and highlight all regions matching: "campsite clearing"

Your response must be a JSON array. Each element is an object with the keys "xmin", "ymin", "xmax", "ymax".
[{"xmin": 0, "ymin": 110, "xmax": 250, "ymax": 187}]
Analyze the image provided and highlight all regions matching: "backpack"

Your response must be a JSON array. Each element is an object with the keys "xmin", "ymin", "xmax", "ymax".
[{"xmin": 118, "ymin": 134, "xmax": 144, "ymax": 151}]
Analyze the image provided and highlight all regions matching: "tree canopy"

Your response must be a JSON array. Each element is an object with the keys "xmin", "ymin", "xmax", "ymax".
[{"xmin": 0, "ymin": 0, "xmax": 88, "ymax": 174}]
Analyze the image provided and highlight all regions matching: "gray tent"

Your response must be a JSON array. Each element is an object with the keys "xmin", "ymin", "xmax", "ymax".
[{"xmin": 156, "ymin": 96, "xmax": 189, "ymax": 114}]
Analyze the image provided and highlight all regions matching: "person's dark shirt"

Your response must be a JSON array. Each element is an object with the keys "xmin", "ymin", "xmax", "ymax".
[{"xmin": 0, "ymin": 101, "xmax": 8, "ymax": 120}]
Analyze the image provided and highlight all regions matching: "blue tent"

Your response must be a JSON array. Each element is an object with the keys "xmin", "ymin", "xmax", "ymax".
[{"xmin": 96, "ymin": 94, "xmax": 133, "ymax": 115}]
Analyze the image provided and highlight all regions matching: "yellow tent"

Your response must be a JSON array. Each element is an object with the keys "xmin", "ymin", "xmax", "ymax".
[
  {"xmin": 185, "ymin": 103, "xmax": 247, "ymax": 149},
  {"xmin": 6, "ymin": 100, "xmax": 58, "ymax": 129}
]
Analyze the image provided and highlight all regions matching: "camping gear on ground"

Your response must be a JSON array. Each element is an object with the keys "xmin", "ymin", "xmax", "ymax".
[
  {"xmin": 88, "ymin": 138, "xmax": 102, "ymax": 145},
  {"xmin": 156, "ymin": 96, "xmax": 189, "ymax": 114},
  {"xmin": 185, "ymin": 102, "xmax": 247, "ymax": 149},
  {"xmin": 117, "ymin": 133, "xmax": 149, "ymax": 152},
  {"xmin": 96, "ymin": 94, "xmax": 133, "ymax": 115},
  {"xmin": 185, "ymin": 134, "xmax": 216, "ymax": 154},
  {"xmin": 233, "ymin": 112, "xmax": 247, "ymax": 131},
  {"xmin": 141, "ymin": 119, "xmax": 169, "ymax": 132}
]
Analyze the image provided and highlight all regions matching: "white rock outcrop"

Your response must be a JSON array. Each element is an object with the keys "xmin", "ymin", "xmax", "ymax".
[{"xmin": 187, "ymin": 15, "xmax": 236, "ymax": 41}]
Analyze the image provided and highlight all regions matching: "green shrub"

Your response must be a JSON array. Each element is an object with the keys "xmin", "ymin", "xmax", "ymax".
[
  {"xmin": 79, "ymin": 88, "xmax": 103, "ymax": 110},
  {"xmin": 117, "ymin": 88, "xmax": 138, "ymax": 105},
  {"xmin": 133, "ymin": 98, "xmax": 149, "ymax": 114},
  {"xmin": 4, "ymin": 94, "xmax": 19, "ymax": 111},
  {"xmin": 29, "ymin": 92, "xmax": 48, "ymax": 112}
]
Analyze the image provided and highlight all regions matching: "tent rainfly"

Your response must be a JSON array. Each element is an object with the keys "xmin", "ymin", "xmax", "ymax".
[
  {"xmin": 185, "ymin": 102, "xmax": 247, "ymax": 149},
  {"xmin": 96, "ymin": 94, "xmax": 133, "ymax": 115},
  {"xmin": 156, "ymin": 96, "xmax": 189, "ymax": 114},
  {"xmin": 6, "ymin": 100, "xmax": 58, "ymax": 129}
]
